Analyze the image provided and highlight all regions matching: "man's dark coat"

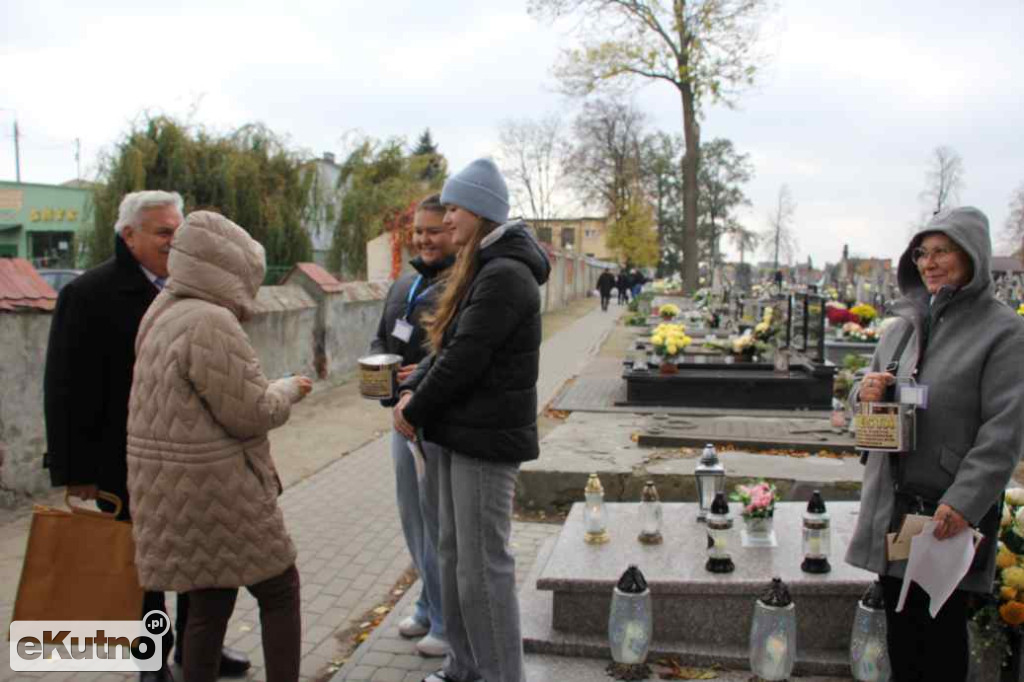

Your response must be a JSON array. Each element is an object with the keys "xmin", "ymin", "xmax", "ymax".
[{"xmin": 44, "ymin": 236, "xmax": 158, "ymax": 508}]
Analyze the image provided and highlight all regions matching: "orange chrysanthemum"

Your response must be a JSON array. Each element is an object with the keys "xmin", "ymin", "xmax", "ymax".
[
  {"xmin": 1001, "ymin": 586, "xmax": 1018, "ymax": 602},
  {"xmin": 999, "ymin": 601, "xmax": 1024, "ymax": 626}
]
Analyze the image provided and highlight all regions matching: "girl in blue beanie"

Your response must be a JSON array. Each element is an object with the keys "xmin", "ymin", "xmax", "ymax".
[{"xmin": 393, "ymin": 158, "xmax": 551, "ymax": 682}]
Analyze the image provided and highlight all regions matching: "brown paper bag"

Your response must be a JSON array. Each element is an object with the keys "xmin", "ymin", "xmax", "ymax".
[{"xmin": 11, "ymin": 492, "xmax": 143, "ymax": 623}]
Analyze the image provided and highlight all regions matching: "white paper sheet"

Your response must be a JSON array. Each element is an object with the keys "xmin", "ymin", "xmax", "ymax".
[
  {"xmin": 407, "ymin": 436, "xmax": 426, "ymax": 481},
  {"xmin": 896, "ymin": 520, "xmax": 977, "ymax": 617}
]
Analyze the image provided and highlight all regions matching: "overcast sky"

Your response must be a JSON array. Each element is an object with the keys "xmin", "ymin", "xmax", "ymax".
[{"xmin": 2, "ymin": 0, "xmax": 1021, "ymax": 267}]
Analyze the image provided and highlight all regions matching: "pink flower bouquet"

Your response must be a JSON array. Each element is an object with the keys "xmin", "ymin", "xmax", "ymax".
[{"xmin": 730, "ymin": 480, "xmax": 777, "ymax": 519}]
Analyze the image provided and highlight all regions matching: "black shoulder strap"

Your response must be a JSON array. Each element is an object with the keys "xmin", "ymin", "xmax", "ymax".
[{"xmin": 884, "ymin": 322, "xmax": 915, "ymax": 375}]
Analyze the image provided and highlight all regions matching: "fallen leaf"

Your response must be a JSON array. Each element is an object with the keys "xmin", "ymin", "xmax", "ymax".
[
  {"xmin": 372, "ymin": 606, "xmax": 391, "ymax": 615},
  {"xmin": 238, "ymin": 624, "xmax": 252, "ymax": 633},
  {"xmin": 651, "ymin": 658, "xmax": 718, "ymax": 680}
]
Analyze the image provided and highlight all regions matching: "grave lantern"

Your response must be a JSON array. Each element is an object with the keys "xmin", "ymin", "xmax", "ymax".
[
  {"xmin": 694, "ymin": 443, "xmax": 725, "ymax": 522},
  {"xmin": 705, "ymin": 491, "xmax": 735, "ymax": 573},
  {"xmin": 749, "ymin": 578, "xmax": 797, "ymax": 681},
  {"xmin": 607, "ymin": 565, "xmax": 653, "ymax": 666},
  {"xmin": 801, "ymin": 490, "xmax": 832, "ymax": 574},
  {"xmin": 583, "ymin": 473, "xmax": 610, "ymax": 544},
  {"xmin": 637, "ymin": 480, "xmax": 663, "ymax": 545},
  {"xmin": 850, "ymin": 581, "xmax": 891, "ymax": 681}
]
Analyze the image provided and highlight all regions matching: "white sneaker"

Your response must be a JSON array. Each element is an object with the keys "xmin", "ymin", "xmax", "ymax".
[
  {"xmin": 415, "ymin": 633, "xmax": 449, "ymax": 658},
  {"xmin": 398, "ymin": 616, "xmax": 430, "ymax": 638},
  {"xmin": 421, "ymin": 670, "xmax": 478, "ymax": 682}
]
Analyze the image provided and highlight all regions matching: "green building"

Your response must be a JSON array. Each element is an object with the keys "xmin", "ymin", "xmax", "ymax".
[{"xmin": 0, "ymin": 181, "xmax": 90, "ymax": 268}]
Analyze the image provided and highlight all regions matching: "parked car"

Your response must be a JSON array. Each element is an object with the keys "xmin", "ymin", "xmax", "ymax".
[{"xmin": 37, "ymin": 269, "xmax": 83, "ymax": 293}]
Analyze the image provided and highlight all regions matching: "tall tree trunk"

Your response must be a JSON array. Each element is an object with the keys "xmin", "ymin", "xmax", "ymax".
[
  {"xmin": 679, "ymin": 84, "xmax": 700, "ymax": 293},
  {"xmin": 675, "ymin": 0, "xmax": 699, "ymax": 293}
]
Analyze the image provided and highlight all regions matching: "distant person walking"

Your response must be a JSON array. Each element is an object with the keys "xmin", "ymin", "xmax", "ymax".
[
  {"xmin": 616, "ymin": 270, "xmax": 630, "ymax": 305},
  {"xmin": 368, "ymin": 193, "xmax": 456, "ymax": 658},
  {"xmin": 596, "ymin": 268, "xmax": 615, "ymax": 311},
  {"xmin": 630, "ymin": 269, "xmax": 646, "ymax": 300},
  {"xmin": 394, "ymin": 158, "xmax": 550, "ymax": 682}
]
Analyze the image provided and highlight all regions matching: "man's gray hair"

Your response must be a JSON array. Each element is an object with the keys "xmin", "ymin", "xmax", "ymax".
[{"xmin": 114, "ymin": 191, "xmax": 184, "ymax": 235}]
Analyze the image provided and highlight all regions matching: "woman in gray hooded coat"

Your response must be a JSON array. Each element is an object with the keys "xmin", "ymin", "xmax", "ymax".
[{"xmin": 846, "ymin": 206, "xmax": 1024, "ymax": 680}]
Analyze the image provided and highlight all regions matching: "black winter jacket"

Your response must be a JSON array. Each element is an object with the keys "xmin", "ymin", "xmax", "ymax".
[
  {"xmin": 43, "ymin": 236, "xmax": 158, "ymax": 506},
  {"xmin": 402, "ymin": 221, "xmax": 551, "ymax": 463},
  {"xmin": 369, "ymin": 255, "xmax": 453, "ymax": 406}
]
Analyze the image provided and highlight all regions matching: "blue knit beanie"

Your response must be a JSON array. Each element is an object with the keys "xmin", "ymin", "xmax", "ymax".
[{"xmin": 441, "ymin": 158, "xmax": 510, "ymax": 224}]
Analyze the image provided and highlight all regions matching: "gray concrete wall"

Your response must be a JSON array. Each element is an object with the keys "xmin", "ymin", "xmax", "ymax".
[
  {"xmin": 0, "ymin": 257, "xmax": 603, "ymax": 498},
  {"xmin": 0, "ymin": 312, "xmax": 53, "ymax": 498},
  {"xmin": 245, "ymin": 286, "xmax": 319, "ymax": 381},
  {"xmin": 324, "ymin": 282, "xmax": 389, "ymax": 378}
]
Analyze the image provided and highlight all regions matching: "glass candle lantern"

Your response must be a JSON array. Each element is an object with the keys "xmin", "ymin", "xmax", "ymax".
[
  {"xmin": 749, "ymin": 578, "xmax": 797, "ymax": 681},
  {"xmin": 694, "ymin": 443, "xmax": 725, "ymax": 522},
  {"xmin": 608, "ymin": 565, "xmax": 653, "ymax": 665},
  {"xmin": 801, "ymin": 490, "xmax": 831, "ymax": 574},
  {"xmin": 637, "ymin": 480, "xmax": 663, "ymax": 545},
  {"xmin": 705, "ymin": 491, "xmax": 735, "ymax": 573},
  {"xmin": 850, "ymin": 581, "xmax": 891, "ymax": 681},
  {"xmin": 583, "ymin": 473, "xmax": 610, "ymax": 544}
]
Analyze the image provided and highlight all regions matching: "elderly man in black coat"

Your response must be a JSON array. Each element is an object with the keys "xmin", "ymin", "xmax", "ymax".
[{"xmin": 43, "ymin": 190, "xmax": 250, "ymax": 682}]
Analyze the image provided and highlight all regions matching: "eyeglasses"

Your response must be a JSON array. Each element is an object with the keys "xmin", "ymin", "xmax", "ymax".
[{"xmin": 912, "ymin": 245, "xmax": 959, "ymax": 263}]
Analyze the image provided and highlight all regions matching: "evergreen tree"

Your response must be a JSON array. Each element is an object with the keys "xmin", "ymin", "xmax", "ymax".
[{"xmin": 412, "ymin": 128, "xmax": 445, "ymax": 182}]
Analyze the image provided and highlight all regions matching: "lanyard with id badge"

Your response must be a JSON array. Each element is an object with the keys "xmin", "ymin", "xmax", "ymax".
[{"xmin": 392, "ymin": 275, "xmax": 433, "ymax": 343}]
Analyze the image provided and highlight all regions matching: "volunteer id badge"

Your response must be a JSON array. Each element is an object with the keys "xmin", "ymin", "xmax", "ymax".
[{"xmin": 392, "ymin": 318, "xmax": 414, "ymax": 342}]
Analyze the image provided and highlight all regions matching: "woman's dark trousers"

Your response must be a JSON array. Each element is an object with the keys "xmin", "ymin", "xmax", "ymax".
[{"xmin": 183, "ymin": 565, "xmax": 301, "ymax": 682}]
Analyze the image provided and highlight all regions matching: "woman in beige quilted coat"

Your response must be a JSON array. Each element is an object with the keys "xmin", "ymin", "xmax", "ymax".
[{"xmin": 127, "ymin": 210, "xmax": 312, "ymax": 682}]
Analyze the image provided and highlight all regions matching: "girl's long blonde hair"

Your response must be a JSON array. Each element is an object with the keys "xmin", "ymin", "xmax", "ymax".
[{"xmin": 423, "ymin": 215, "xmax": 500, "ymax": 352}]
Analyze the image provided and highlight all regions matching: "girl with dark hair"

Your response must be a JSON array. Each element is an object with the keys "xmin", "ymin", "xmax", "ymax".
[{"xmin": 393, "ymin": 158, "xmax": 551, "ymax": 682}]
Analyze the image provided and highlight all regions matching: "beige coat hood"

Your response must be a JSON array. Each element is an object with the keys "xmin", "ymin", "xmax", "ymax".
[{"xmin": 166, "ymin": 210, "xmax": 266, "ymax": 321}]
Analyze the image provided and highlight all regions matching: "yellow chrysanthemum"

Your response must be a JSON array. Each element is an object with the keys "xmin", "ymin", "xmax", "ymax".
[
  {"xmin": 1009, "ymin": 488, "xmax": 1024, "ymax": 506},
  {"xmin": 997, "ymin": 545, "xmax": 1018, "ymax": 569},
  {"xmin": 1003, "ymin": 566, "xmax": 1024, "ymax": 589},
  {"xmin": 1001, "ymin": 586, "xmax": 1018, "ymax": 601}
]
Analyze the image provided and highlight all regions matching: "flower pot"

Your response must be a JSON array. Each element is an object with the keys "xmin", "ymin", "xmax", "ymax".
[
  {"xmin": 742, "ymin": 515, "xmax": 777, "ymax": 547},
  {"xmin": 659, "ymin": 361, "xmax": 678, "ymax": 375}
]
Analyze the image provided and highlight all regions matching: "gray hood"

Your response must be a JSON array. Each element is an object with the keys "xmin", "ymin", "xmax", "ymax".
[{"xmin": 896, "ymin": 206, "xmax": 992, "ymax": 304}]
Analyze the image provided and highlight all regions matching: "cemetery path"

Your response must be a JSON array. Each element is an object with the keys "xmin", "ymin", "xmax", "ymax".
[{"xmin": 0, "ymin": 297, "xmax": 616, "ymax": 682}]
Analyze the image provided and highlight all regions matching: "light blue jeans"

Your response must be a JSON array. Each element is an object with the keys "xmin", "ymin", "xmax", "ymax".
[
  {"xmin": 438, "ymin": 449, "xmax": 524, "ymax": 682},
  {"xmin": 391, "ymin": 430, "xmax": 444, "ymax": 638}
]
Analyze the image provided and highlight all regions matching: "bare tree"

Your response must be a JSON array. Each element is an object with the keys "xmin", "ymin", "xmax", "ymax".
[
  {"xmin": 566, "ymin": 99, "xmax": 648, "ymax": 218},
  {"xmin": 1005, "ymin": 182, "xmax": 1024, "ymax": 253},
  {"xmin": 763, "ymin": 184, "xmax": 797, "ymax": 270},
  {"xmin": 496, "ymin": 115, "xmax": 569, "ymax": 220},
  {"xmin": 921, "ymin": 146, "xmax": 965, "ymax": 216}
]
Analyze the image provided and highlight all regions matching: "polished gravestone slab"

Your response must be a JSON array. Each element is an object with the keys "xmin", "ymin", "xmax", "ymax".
[
  {"xmin": 522, "ymin": 501, "xmax": 872, "ymax": 676},
  {"xmin": 622, "ymin": 358, "xmax": 837, "ymax": 410}
]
